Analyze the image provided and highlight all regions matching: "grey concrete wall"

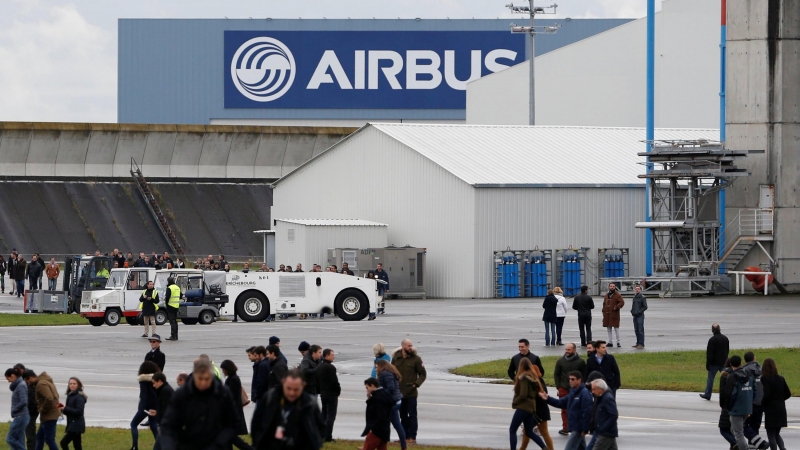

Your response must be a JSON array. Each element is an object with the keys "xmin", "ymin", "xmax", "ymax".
[
  {"xmin": 726, "ymin": 0, "xmax": 800, "ymax": 290},
  {"xmin": 0, "ymin": 123, "xmax": 355, "ymax": 180}
]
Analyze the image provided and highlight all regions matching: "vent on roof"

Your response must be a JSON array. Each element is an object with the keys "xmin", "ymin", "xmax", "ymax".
[{"xmin": 288, "ymin": 229, "xmax": 295, "ymax": 242}]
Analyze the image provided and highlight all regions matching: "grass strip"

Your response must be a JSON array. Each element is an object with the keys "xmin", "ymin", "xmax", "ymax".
[
  {"xmin": 0, "ymin": 423, "xmax": 488, "ymax": 450},
  {"xmin": 0, "ymin": 313, "xmax": 87, "ymax": 327},
  {"xmin": 451, "ymin": 347, "xmax": 800, "ymax": 395}
]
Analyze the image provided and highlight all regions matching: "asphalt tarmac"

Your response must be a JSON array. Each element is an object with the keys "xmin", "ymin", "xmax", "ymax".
[{"xmin": 1, "ymin": 294, "xmax": 799, "ymax": 449}]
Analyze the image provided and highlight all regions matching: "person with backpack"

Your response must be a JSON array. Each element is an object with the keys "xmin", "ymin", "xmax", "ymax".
[
  {"xmin": 722, "ymin": 355, "xmax": 753, "ymax": 450},
  {"xmin": 59, "ymin": 377, "xmax": 87, "ymax": 450},
  {"xmin": 742, "ymin": 352, "xmax": 769, "ymax": 450}
]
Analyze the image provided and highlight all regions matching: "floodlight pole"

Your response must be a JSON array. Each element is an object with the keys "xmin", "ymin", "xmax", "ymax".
[{"xmin": 528, "ymin": 0, "xmax": 535, "ymax": 126}]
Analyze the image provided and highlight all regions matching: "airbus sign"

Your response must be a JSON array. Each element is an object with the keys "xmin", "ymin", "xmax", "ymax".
[{"xmin": 224, "ymin": 31, "xmax": 524, "ymax": 109}]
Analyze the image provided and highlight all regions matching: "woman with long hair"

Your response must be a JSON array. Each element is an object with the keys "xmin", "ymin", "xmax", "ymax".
[
  {"xmin": 59, "ymin": 377, "xmax": 87, "ymax": 450},
  {"xmin": 220, "ymin": 360, "xmax": 253, "ymax": 450},
  {"xmin": 510, "ymin": 359, "xmax": 547, "ymax": 450},
  {"xmin": 542, "ymin": 289, "xmax": 558, "ymax": 346},
  {"xmin": 553, "ymin": 287, "xmax": 568, "ymax": 346},
  {"xmin": 761, "ymin": 358, "xmax": 791, "ymax": 450},
  {"xmin": 376, "ymin": 359, "xmax": 407, "ymax": 450},
  {"xmin": 131, "ymin": 361, "xmax": 160, "ymax": 450}
]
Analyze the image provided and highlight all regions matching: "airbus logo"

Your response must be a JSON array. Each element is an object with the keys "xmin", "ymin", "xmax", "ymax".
[{"xmin": 230, "ymin": 37, "xmax": 296, "ymax": 102}]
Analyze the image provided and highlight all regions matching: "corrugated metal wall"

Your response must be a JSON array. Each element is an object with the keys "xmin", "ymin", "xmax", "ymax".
[
  {"xmin": 272, "ymin": 127, "xmax": 476, "ymax": 298},
  {"xmin": 473, "ymin": 187, "xmax": 646, "ymax": 297}
]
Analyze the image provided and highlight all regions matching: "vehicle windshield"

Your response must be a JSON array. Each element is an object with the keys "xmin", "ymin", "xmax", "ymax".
[{"xmin": 108, "ymin": 271, "xmax": 127, "ymax": 288}]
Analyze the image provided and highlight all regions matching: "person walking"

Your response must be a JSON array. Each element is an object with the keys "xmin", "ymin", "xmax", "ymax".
[
  {"xmin": 554, "ymin": 287, "xmax": 569, "ymax": 346},
  {"xmin": 361, "ymin": 377, "xmax": 395, "ymax": 450},
  {"xmin": 59, "ymin": 377, "xmax": 86, "ymax": 450},
  {"xmin": 723, "ymin": 355, "xmax": 754, "ymax": 450},
  {"xmin": 33, "ymin": 371, "xmax": 59, "ymax": 450},
  {"xmin": 265, "ymin": 345, "xmax": 288, "ymax": 392},
  {"xmin": 131, "ymin": 361, "xmax": 160, "ymax": 450},
  {"xmin": 630, "ymin": 286, "xmax": 648, "ymax": 349},
  {"xmin": 540, "ymin": 370, "xmax": 593, "ymax": 450},
  {"xmin": 761, "ymin": 358, "xmax": 791, "ymax": 450},
  {"xmin": 139, "ymin": 280, "xmax": 160, "ymax": 339},
  {"xmin": 509, "ymin": 358, "xmax": 548, "ymax": 450},
  {"xmin": 743, "ymin": 351, "xmax": 767, "ymax": 443},
  {"xmin": 391, "ymin": 339, "xmax": 427, "ymax": 445},
  {"xmin": 601, "ymin": 284, "xmax": 624, "ymax": 348},
  {"xmin": 250, "ymin": 346, "xmax": 271, "ymax": 403},
  {"xmin": 300, "ymin": 345, "xmax": 322, "ymax": 397},
  {"xmin": 145, "ymin": 337, "xmax": 166, "ymax": 372},
  {"xmin": 543, "ymin": 290, "xmax": 558, "ymax": 347},
  {"xmin": 0, "ymin": 255, "xmax": 7, "ymax": 294},
  {"xmin": 590, "ymin": 380, "xmax": 619, "ymax": 450},
  {"xmin": 220, "ymin": 360, "xmax": 253, "ymax": 450},
  {"xmin": 5, "ymin": 368, "xmax": 29, "ymax": 450},
  {"xmin": 159, "ymin": 360, "xmax": 239, "ymax": 450},
  {"xmin": 509, "ymin": 339, "xmax": 546, "ymax": 379},
  {"xmin": 572, "ymin": 286, "xmax": 594, "ymax": 347},
  {"xmin": 584, "ymin": 341, "xmax": 621, "ymax": 397},
  {"xmin": 701, "ymin": 323, "xmax": 729, "ymax": 400},
  {"xmin": 553, "ymin": 344, "xmax": 587, "ymax": 436},
  {"xmin": 14, "ymin": 255, "xmax": 27, "ymax": 298},
  {"xmin": 250, "ymin": 369, "xmax": 324, "ymax": 449},
  {"xmin": 371, "ymin": 343, "xmax": 392, "ymax": 378},
  {"xmin": 376, "ymin": 359, "xmax": 407, "ymax": 450},
  {"xmin": 316, "ymin": 349, "xmax": 341, "ymax": 443},
  {"xmin": 45, "ymin": 259, "xmax": 59, "ymax": 292},
  {"xmin": 150, "ymin": 372, "xmax": 174, "ymax": 450},
  {"xmin": 22, "ymin": 370, "xmax": 38, "ymax": 450},
  {"xmin": 717, "ymin": 358, "xmax": 738, "ymax": 448},
  {"xmin": 164, "ymin": 277, "xmax": 181, "ymax": 341}
]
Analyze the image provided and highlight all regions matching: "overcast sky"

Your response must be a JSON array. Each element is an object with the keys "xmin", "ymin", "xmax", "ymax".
[{"xmin": 0, "ymin": 0, "xmax": 660, "ymax": 123}]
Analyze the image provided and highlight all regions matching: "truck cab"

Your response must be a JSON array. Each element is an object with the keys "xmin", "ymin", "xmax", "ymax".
[
  {"xmin": 79, "ymin": 267, "xmax": 160, "ymax": 326},
  {"xmin": 153, "ymin": 269, "xmax": 229, "ymax": 325}
]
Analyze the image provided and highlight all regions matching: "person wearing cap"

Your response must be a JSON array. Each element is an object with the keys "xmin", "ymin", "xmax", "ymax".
[
  {"xmin": 298, "ymin": 341, "xmax": 311, "ymax": 360},
  {"xmin": 145, "ymin": 337, "xmax": 166, "ymax": 372},
  {"xmin": 268, "ymin": 337, "xmax": 288, "ymax": 364}
]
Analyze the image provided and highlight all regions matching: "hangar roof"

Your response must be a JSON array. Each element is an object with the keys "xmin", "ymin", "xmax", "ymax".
[
  {"xmin": 370, "ymin": 123, "xmax": 719, "ymax": 187},
  {"xmin": 274, "ymin": 219, "xmax": 387, "ymax": 227}
]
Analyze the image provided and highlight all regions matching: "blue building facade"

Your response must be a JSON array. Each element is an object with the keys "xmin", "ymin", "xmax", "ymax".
[{"xmin": 118, "ymin": 18, "xmax": 631, "ymax": 124}]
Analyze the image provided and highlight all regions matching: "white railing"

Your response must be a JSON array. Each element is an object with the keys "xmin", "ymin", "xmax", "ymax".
[{"xmin": 724, "ymin": 208, "xmax": 773, "ymax": 250}]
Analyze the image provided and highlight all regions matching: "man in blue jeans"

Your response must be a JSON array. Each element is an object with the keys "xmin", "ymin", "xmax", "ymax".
[
  {"xmin": 6, "ymin": 368, "xmax": 30, "ymax": 450},
  {"xmin": 700, "ymin": 323, "xmax": 729, "ymax": 400},
  {"xmin": 391, "ymin": 339, "xmax": 426, "ymax": 445},
  {"xmin": 32, "ymin": 371, "xmax": 60, "ymax": 450}
]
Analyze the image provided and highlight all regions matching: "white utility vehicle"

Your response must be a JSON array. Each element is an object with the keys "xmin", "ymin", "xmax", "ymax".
[
  {"xmin": 222, "ymin": 271, "xmax": 379, "ymax": 322},
  {"xmin": 152, "ymin": 269, "xmax": 229, "ymax": 325},
  {"xmin": 79, "ymin": 268, "xmax": 160, "ymax": 326}
]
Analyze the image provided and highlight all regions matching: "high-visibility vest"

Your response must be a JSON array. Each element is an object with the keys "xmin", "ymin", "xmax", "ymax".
[
  {"xmin": 212, "ymin": 361, "xmax": 222, "ymax": 380},
  {"xmin": 167, "ymin": 284, "xmax": 181, "ymax": 308},
  {"xmin": 138, "ymin": 289, "xmax": 159, "ymax": 311},
  {"xmin": 97, "ymin": 268, "xmax": 109, "ymax": 278}
]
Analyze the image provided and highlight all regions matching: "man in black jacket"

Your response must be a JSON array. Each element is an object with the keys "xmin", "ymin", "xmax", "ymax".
[
  {"xmin": 584, "ymin": 341, "xmax": 621, "ymax": 396},
  {"xmin": 572, "ymin": 285, "xmax": 595, "ymax": 347},
  {"xmin": 159, "ymin": 360, "xmax": 237, "ymax": 450},
  {"xmin": 145, "ymin": 337, "xmax": 166, "ymax": 372},
  {"xmin": 150, "ymin": 372, "xmax": 174, "ymax": 450},
  {"xmin": 508, "ymin": 339, "xmax": 545, "ymax": 379},
  {"xmin": 266, "ymin": 345, "xmax": 288, "ymax": 392},
  {"xmin": 701, "ymin": 323, "xmax": 729, "ymax": 400},
  {"xmin": 361, "ymin": 377, "xmax": 394, "ymax": 450},
  {"xmin": 300, "ymin": 345, "xmax": 322, "ymax": 396},
  {"xmin": 316, "ymin": 349, "xmax": 341, "ymax": 442},
  {"xmin": 22, "ymin": 369, "xmax": 38, "ymax": 450},
  {"xmin": 25, "ymin": 255, "xmax": 43, "ymax": 292},
  {"xmin": 250, "ymin": 369, "xmax": 324, "ymax": 450},
  {"xmin": 249, "ymin": 346, "xmax": 270, "ymax": 405}
]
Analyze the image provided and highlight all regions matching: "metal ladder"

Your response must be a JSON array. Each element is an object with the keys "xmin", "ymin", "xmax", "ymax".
[{"xmin": 130, "ymin": 158, "xmax": 184, "ymax": 257}]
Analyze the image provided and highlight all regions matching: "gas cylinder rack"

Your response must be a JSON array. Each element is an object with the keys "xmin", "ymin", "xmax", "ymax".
[
  {"xmin": 554, "ymin": 246, "xmax": 588, "ymax": 297},
  {"xmin": 494, "ymin": 250, "xmax": 522, "ymax": 298},
  {"xmin": 598, "ymin": 248, "xmax": 629, "ymax": 277},
  {"xmin": 523, "ymin": 248, "xmax": 552, "ymax": 297}
]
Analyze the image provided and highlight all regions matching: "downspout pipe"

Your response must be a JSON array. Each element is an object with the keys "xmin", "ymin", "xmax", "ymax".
[
  {"xmin": 645, "ymin": 0, "xmax": 655, "ymax": 276},
  {"xmin": 719, "ymin": 0, "xmax": 728, "ymax": 271}
]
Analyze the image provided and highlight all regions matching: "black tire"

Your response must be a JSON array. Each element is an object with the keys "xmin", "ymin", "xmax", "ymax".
[
  {"xmin": 334, "ymin": 289, "xmax": 369, "ymax": 321},
  {"xmin": 69, "ymin": 298, "xmax": 80, "ymax": 314},
  {"xmin": 155, "ymin": 310, "xmax": 167, "ymax": 326},
  {"xmin": 125, "ymin": 316, "xmax": 138, "ymax": 326},
  {"xmin": 235, "ymin": 291, "xmax": 269, "ymax": 322},
  {"xmin": 198, "ymin": 310, "xmax": 215, "ymax": 325},
  {"xmin": 104, "ymin": 309, "xmax": 121, "ymax": 326},
  {"xmin": 181, "ymin": 318, "xmax": 198, "ymax": 325},
  {"xmin": 88, "ymin": 318, "xmax": 104, "ymax": 327}
]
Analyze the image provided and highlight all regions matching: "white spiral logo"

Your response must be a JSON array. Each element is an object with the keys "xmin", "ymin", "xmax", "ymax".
[{"xmin": 231, "ymin": 37, "xmax": 296, "ymax": 102}]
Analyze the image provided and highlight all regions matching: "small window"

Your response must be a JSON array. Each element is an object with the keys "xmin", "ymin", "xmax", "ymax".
[
  {"xmin": 288, "ymin": 229, "xmax": 295, "ymax": 242},
  {"xmin": 343, "ymin": 250, "xmax": 357, "ymax": 269}
]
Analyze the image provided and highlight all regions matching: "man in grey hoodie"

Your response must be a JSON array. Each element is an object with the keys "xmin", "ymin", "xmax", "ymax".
[
  {"xmin": 6, "ymin": 368, "xmax": 30, "ymax": 450},
  {"xmin": 630, "ymin": 286, "xmax": 648, "ymax": 349}
]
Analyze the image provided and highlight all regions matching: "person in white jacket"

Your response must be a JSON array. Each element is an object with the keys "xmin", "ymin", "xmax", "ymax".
[{"xmin": 553, "ymin": 287, "xmax": 569, "ymax": 346}]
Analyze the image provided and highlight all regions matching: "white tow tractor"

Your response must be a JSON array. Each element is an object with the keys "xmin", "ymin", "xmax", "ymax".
[
  {"xmin": 152, "ymin": 269, "xmax": 229, "ymax": 325},
  {"xmin": 222, "ymin": 271, "xmax": 379, "ymax": 322},
  {"xmin": 79, "ymin": 268, "xmax": 161, "ymax": 326}
]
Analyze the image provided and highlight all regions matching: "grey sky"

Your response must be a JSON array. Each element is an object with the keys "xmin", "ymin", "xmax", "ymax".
[{"xmin": 0, "ymin": 0, "xmax": 660, "ymax": 123}]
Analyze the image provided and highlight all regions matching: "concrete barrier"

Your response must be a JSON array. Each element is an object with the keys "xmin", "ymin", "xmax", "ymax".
[{"xmin": 0, "ymin": 122, "xmax": 356, "ymax": 180}]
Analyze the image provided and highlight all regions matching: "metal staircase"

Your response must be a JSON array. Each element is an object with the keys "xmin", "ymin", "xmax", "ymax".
[
  {"xmin": 130, "ymin": 158, "xmax": 185, "ymax": 257},
  {"xmin": 720, "ymin": 208, "xmax": 773, "ymax": 271}
]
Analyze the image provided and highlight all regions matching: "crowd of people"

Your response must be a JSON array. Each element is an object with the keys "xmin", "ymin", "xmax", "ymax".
[{"xmin": 0, "ymin": 250, "xmax": 62, "ymax": 297}]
